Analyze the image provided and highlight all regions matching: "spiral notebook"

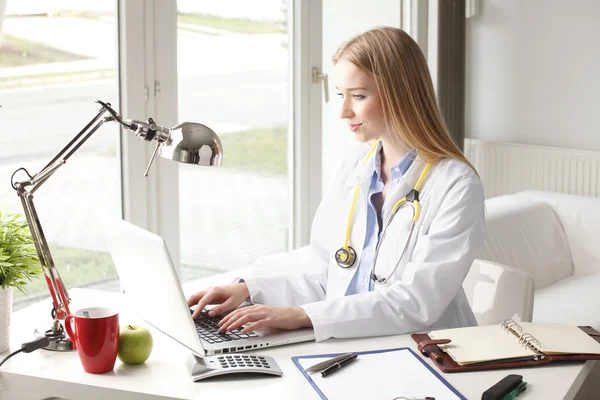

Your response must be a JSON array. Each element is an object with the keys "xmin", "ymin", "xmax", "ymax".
[{"xmin": 411, "ymin": 320, "xmax": 600, "ymax": 372}]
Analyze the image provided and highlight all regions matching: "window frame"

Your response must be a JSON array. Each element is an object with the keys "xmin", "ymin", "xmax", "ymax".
[{"xmin": 121, "ymin": 0, "xmax": 323, "ymax": 275}]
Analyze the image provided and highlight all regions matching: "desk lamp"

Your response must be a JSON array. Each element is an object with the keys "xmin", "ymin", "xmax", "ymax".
[{"xmin": 10, "ymin": 100, "xmax": 223, "ymax": 351}]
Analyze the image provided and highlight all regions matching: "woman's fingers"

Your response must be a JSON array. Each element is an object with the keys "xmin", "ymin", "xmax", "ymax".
[
  {"xmin": 193, "ymin": 289, "xmax": 225, "ymax": 318},
  {"xmin": 218, "ymin": 303, "xmax": 263, "ymax": 327},
  {"xmin": 186, "ymin": 289, "xmax": 208, "ymax": 307},
  {"xmin": 241, "ymin": 319, "xmax": 270, "ymax": 334},
  {"xmin": 208, "ymin": 298, "xmax": 237, "ymax": 316},
  {"xmin": 218, "ymin": 307, "xmax": 246, "ymax": 329},
  {"xmin": 216, "ymin": 305, "xmax": 307, "ymax": 333},
  {"xmin": 218, "ymin": 312, "xmax": 249, "ymax": 333},
  {"xmin": 220, "ymin": 311, "xmax": 264, "ymax": 334},
  {"xmin": 188, "ymin": 284, "xmax": 248, "ymax": 319}
]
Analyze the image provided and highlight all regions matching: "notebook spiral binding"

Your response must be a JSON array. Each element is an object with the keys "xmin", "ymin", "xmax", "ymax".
[
  {"xmin": 501, "ymin": 319, "xmax": 523, "ymax": 336},
  {"xmin": 502, "ymin": 319, "xmax": 546, "ymax": 360}
]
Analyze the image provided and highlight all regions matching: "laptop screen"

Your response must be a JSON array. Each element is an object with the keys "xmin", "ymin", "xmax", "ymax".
[{"xmin": 103, "ymin": 217, "xmax": 206, "ymax": 357}]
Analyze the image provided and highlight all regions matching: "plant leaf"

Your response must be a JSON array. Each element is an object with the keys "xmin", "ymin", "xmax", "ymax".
[{"xmin": 0, "ymin": 204, "xmax": 42, "ymax": 290}]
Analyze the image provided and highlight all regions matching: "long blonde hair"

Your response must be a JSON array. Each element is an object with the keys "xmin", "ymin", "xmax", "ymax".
[{"xmin": 333, "ymin": 26, "xmax": 477, "ymax": 174}]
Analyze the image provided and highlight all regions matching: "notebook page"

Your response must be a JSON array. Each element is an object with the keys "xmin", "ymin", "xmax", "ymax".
[
  {"xmin": 430, "ymin": 325, "xmax": 535, "ymax": 365},
  {"xmin": 520, "ymin": 323, "xmax": 600, "ymax": 355},
  {"xmin": 295, "ymin": 349, "xmax": 463, "ymax": 400}
]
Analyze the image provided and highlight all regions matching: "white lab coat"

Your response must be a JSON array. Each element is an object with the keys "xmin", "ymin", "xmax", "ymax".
[{"xmin": 241, "ymin": 146, "xmax": 485, "ymax": 342}]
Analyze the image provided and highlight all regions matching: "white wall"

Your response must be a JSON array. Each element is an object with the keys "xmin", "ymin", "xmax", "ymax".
[{"xmin": 465, "ymin": 0, "xmax": 600, "ymax": 151}]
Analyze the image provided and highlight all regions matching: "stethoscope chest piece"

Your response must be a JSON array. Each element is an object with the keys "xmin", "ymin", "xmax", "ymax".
[{"xmin": 335, "ymin": 247, "xmax": 356, "ymax": 268}]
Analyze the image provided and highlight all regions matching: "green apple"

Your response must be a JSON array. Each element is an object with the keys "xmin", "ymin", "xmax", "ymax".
[{"xmin": 118, "ymin": 324, "xmax": 153, "ymax": 365}]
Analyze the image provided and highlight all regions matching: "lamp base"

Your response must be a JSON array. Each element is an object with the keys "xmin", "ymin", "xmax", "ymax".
[{"xmin": 34, "ymin": 320, "xmax": 74, "ymax": 352}]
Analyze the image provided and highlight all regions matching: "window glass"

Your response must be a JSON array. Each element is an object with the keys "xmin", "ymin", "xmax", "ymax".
[
  {"xmin": 0, "ymin": 1, "xmax": 121, "ymax": 310},
  {"xmin": 176, "ymin": 0, "xmax": 291, "ymax": 282}
]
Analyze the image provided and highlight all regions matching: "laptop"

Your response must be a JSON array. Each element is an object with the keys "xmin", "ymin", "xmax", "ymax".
[{"xmin": 103, "ymin": 217, "xmax": 315, "ymax": 357}]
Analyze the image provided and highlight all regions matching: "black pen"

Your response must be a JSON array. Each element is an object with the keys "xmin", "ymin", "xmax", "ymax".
[{"xmin": 321, "ymin": 354, "xmax": 358, "ymax": 377}]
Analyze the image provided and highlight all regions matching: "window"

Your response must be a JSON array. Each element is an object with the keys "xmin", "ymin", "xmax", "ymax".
[
  {"xmin": 2, "ymin": 0, "xmax": 317, "ymax": 310},
  {"xmin": 175, "ymin": 0, "xmax": 292, "ymax": 282},
  {"xmin": 0, "ymin": 2, "xmax": 121, "ymax": 310}
]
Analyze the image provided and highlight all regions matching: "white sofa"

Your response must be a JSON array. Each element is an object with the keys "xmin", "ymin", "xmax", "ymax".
[{"xmin": 478, "ymin": 190, "xmax": 600, "ymax": 330}]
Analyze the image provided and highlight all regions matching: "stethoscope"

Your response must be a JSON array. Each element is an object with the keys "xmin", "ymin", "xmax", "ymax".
[{"xmin": 334, "ymin": 139, "xmax": 431, "ymax": 284}]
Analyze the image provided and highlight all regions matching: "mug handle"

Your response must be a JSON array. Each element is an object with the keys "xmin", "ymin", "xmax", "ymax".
[{"xmin": 64, "ymin": 314, "xmax": 77, "ymax": 344}]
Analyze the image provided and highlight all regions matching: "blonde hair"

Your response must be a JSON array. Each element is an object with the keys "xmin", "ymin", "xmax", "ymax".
[{"xmin": 333, "ymin": 26, "xmax": 477, "ymax": 174}]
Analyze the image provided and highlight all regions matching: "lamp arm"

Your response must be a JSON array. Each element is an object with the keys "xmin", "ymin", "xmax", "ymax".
[
  {"xmin": 10, "ymin": 103, "xmax": 118, "ymax": 320},
  {"xmin": 34, "ymin": 105, "xmax": 108, "ymax": 186},
  {"xmin": 30, "ymin": 119, "xmax": 108, "ymax": 194},
  {"xmin": 17, "ymin": 188, "xmax": 71, "ymax": 320},
  {"xmin": 10, "ymin": 101, "xmax": 171, "ymax": 321}
]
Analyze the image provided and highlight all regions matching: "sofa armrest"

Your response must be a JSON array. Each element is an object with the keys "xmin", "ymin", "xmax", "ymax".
[
  {"xmin": 481, "ymin": 194, "xmax": 573, "ymax": 289},
  {"xmin": 517, "ymin": 191, "xmax": 600, "ymax": 276},
  {"xmin": 463, "ymin": 259, "xmax": 535, "ymax": 325}
]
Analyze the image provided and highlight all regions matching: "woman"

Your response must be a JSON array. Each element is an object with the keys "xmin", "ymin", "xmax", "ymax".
[{"xmin": 187, "ymin": 27, "xmax": 485, "ymax": 342}]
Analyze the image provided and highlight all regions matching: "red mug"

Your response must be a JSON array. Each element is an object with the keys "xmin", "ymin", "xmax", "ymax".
[{"xmin": 65, "ymin": 307, "xmax": 120, "ymax": 374}]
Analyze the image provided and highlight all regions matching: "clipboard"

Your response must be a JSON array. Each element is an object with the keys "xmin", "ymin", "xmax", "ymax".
[{"xmin": 292, "ymin": 347, "xmax": 466, "ymax": 400}]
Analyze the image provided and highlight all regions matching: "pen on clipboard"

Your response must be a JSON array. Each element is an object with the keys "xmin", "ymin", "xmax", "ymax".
[
  {"xmin": 302, "ymin": 353, "xmax": 355, "ymax": 373},
  {"xmin": 321, "ymin": 354, "xmax": 358, "ymax": 377}
]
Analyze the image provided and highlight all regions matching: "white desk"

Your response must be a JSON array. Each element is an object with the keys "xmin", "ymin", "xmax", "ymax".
[{"xmin": 0, "ymin": 285, "xmax": 594, "ymax": 400}]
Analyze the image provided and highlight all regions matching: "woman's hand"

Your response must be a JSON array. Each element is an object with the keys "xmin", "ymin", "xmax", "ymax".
[
  {"xmin": 217, "ymin": 304, "xmax": 313, "ymax": 334},
  {"xmin": 186, "ymin": 283, "xmax": 250, "ymax": 319}
]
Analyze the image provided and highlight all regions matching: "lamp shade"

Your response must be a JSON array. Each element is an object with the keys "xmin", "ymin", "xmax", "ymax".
[{"xmin": 159, "ymin": 122, "xmax": 223, "ymax": 166}]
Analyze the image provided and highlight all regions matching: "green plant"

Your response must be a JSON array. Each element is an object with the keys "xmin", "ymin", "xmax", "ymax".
[{"xmin": 0, "ymin": 205, "xmax": 43, "ymax": 294}]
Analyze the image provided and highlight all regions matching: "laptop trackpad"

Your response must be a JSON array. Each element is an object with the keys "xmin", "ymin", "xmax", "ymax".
[{"xmin": 254, "ymin": 327, "xmax": 287, "ymax": 338}]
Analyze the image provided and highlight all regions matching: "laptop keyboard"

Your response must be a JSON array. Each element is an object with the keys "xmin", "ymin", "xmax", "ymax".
[{"xmin": 192, "ymin": 309, "xmax": 259, "ymax": 344}]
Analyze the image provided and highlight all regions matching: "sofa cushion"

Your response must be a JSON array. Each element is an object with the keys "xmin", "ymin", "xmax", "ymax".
[
  {"xmin": 532, "ymin": 272, "xmax": 600, "ymax": 331},
  {"xmin": 479, "ymin": 195, "xmax": 573, "ymax": 289},
  {"xmin": 517, "ymin": 191, "xmax": 600, "ymax": 277}
]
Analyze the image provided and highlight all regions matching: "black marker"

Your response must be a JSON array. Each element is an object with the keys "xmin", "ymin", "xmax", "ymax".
[{"xmin": 321, "ymin": 354, "xmax": 358, "ymax": 377}]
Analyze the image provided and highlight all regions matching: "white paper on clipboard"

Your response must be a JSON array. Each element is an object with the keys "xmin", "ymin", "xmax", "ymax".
[{"xmin": 292, "ymin": 347, "xmax": 464, "ymax": 400}]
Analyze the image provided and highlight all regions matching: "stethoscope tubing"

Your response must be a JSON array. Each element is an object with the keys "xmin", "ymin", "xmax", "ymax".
[
  {"xmin": 336, "ymin": 140, "xmax": 431, "ymax": 284},
  {"xmin": 370, "ymin": 202, "xmax": 418, "ymax": 284}
]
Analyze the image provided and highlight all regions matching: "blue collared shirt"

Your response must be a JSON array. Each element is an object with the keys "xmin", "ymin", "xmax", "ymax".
[{"xmin": 345, "ymin": 145, "xmax": 415, "ymax": 295}]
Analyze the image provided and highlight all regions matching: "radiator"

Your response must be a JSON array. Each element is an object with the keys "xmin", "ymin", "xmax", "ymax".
[{"xmin": 464, "ymin": 138, "xmax": 600, "ymax": 198}]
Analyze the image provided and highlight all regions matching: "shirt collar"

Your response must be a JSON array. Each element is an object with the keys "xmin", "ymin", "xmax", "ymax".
[{"xmin": 368, "ymin": 141, "xmax": 416, "ymax": 181}]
